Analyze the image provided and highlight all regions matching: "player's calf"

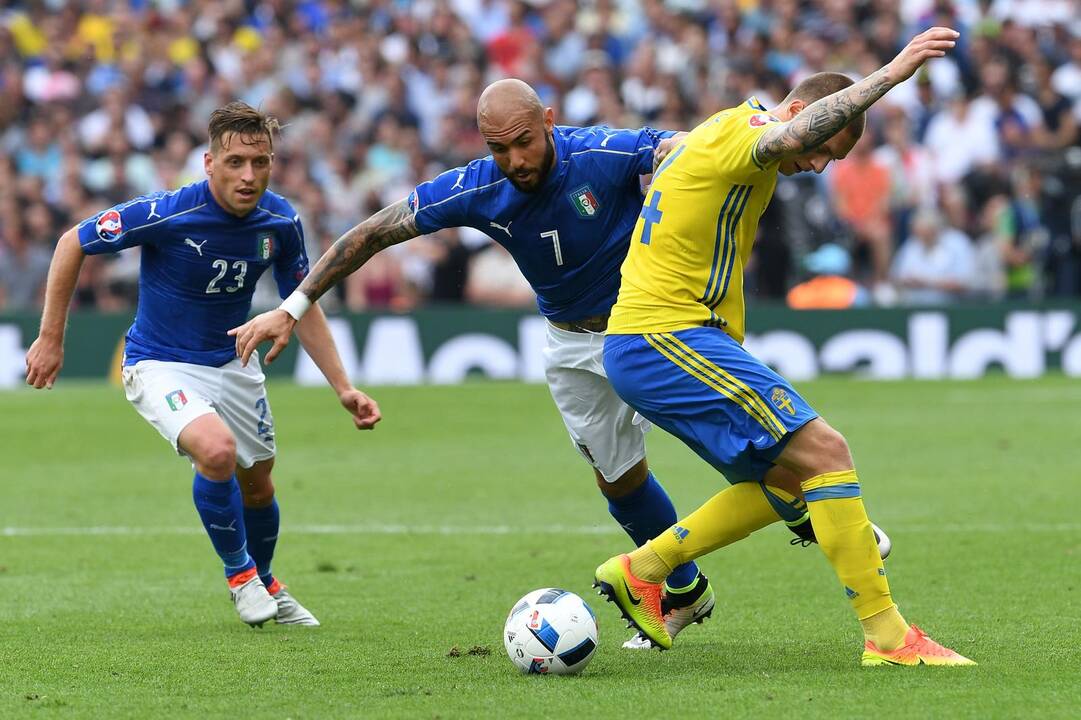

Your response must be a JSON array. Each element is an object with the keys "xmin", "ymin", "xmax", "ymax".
[{"xmin": 788, "ymin": 516, "xmax": 893, "ymax": 560}]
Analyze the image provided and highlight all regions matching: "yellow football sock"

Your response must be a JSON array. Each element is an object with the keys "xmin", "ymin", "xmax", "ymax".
[
  {"xmin": 628, "ymin": 482, "xmax": 782, "ymax": 582},
  {"xmin": 627, "ymin": 544, "xmax": 671, "ymax": 583},
  {"xmin": 801, "ymin": 470, "xmax": 896, "ymax": 622},
  {"xmin": 861, "ymin": 605, "xmax": 910, "ymax": 651}
]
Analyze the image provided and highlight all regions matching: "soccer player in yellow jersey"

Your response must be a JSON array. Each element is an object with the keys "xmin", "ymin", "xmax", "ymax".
[{"xmin": 594, "ymin": 27, "xmax": 975, "ymax": 666}]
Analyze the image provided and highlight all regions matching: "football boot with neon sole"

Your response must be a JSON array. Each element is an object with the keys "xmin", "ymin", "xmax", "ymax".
[
  {"xmin": 228, "ymin": 569, "xmax": 278, "ymax": 627},
  {"xmin": 623, "ymin": 573, "xmax": 715, "ymax": 650},
  {"xmin": 594, "ymin": 554, "xmax": 671, "ymax": 650},
  {"xmin": 862, "ymin": 624, "xmax": 976, "ymax": 666}
]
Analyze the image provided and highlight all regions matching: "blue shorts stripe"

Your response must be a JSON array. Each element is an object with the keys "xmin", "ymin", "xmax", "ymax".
[
  {"xmin": 603, "ymin": 328, "xmax": 819, "ymax": 484},
  {"xmin": 659, "ymin": 332, "xmax": 788, "ymax": 438},
  {"xmin": 650, "ymin": 333, "xmax": 785, "ymax": 440},
  {"xmin": 804, "ymin": 483, "xmax": 862, "ymax": 502}
]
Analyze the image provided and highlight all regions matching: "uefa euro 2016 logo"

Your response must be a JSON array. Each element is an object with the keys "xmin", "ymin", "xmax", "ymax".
[{"xmin": 95, "ymin": 210, "xmax": 123, "ymax": 242}]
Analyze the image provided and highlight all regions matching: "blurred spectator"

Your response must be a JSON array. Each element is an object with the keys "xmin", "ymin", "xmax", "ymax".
[
  {"xmin": 829, "ymin": 130, "xmax": 892, "ymax": 286},
  {"xmin": 924, "ymin": 89, "xmax": 1001, "ymax": 185},
  {"xmin": 1030, "ymin": 57, "xmax": 1079, "ymax": 151},
  {"xmin": 971, "ymin": 194, "xmax": 1009, "ymax": 301},
  {"xmin": 890, "ymin": 207, "xmax": 977, "ymax": 305},
  {"xmin": 465, "ymin": 243, "xmax": 536, "ymax": 307},
  {"xmin": 0, "ymin": 216, "xmax": 51, "ymax": 311},
  {"xmin": 1, "ymin": 0, "xmax": 1078, "ymax": 314},
  {"xmin": 873, "ymin": 107, "xmax": 936, "ymax": 244}
]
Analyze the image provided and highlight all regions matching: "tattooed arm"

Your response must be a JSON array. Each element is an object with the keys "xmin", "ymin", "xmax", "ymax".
[
  {"xmin": 229, "ymin": 198, "xmax": 420, "ymax": 364},
  {"xmin": 297, "ymin": 198, "xmax": 419, "ymax": 304},
  {"xmin": 756, "ymin": 27, "xmax": 959, "ymax": 165}
]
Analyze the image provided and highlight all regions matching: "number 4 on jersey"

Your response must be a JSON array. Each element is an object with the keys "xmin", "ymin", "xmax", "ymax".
[{"xmin": 639, "ymin": 143, "xmax": 685, "ymax": 245}]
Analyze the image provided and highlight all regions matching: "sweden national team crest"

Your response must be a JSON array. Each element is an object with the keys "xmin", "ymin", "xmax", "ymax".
[
  {"xmin": 568, "ymin": 185, "xmax": 601, "ymax": 219},
  {"xmin": 256, "ymin": 232, "xmax": 275, "ymax": 260},
  {"xmin": 770, "ymin": 387, "xmax": 796, "ymax": 415}
]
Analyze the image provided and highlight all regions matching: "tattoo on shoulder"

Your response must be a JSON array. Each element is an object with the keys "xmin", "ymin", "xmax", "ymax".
[
  {"xmin": 299, "ymin": 199, "xmax": 420, "ymax": 301},
  {"xmin": 755, "ymin": 68, "xmax": 892, "ymax": 166}
]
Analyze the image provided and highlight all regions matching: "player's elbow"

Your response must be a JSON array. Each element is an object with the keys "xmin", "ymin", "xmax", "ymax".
[{"xmin": 58, "ymin": 227, "xmax": 84, "ymax": 256}]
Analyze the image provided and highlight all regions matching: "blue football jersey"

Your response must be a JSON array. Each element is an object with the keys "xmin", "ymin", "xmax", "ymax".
[
  {"xmin": 410, "ymin": 125, "xmax": 673, "ymax": 321},
  {"xmin": 77, "ymin": 180, "xmax": 309, "ymax": 367}
]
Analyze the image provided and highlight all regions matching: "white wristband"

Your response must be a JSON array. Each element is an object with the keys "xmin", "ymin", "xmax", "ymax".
[{"xmin": 279, "ymin": 290, "xmax": 312, "ymax": 321}]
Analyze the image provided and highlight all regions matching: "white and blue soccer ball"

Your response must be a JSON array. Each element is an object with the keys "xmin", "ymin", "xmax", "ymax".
[{"xmin": 503, "ymin": 588, "xmax": 599, "ymax": 675}]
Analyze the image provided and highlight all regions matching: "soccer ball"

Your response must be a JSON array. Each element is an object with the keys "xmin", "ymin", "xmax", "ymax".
[{"xmin": 503, "ymin": 588, "xmax": 599, "ymax": 675}]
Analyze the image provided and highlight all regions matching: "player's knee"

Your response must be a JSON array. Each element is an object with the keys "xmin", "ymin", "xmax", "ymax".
[
  {"xmin": 197, "ymin": 436, "xmax": 237, "ymax": 479},
  {"xmin": 596, "ymin": 461, "xmax": 648, "ymax": 499},
  {"xmin": 811, "ymin": 425, "xmax": 852, "ymax": 473}
]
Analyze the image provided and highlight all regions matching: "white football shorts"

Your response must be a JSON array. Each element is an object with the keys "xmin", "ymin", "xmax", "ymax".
[
  {"xmin": 543, "ymin": 321, "xmax": 650, "ymax": 483},
  {"xmin": 121, "ymin": 352, "xmax": 276, "ymax": 469}
]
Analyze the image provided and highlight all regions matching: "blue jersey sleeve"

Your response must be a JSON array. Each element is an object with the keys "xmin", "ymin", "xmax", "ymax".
[
  {"xmin": 271, "ymin": 209, "xmax": 309, "ymax": 299},
  {"xmin": 76, "ymin": 191, "xmax": 177, "ymax": 255},
  {"xmin": 410, "ymin": 165, "xmax": 478, "ymax": 235},
  {"xmin": 599, "ymin": 126, "xmax": 677, "ymax": 182}
]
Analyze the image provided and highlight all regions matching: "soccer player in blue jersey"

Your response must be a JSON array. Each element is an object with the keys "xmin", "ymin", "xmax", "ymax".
[
  {"xmin": 230, "ymin": 80, "xmax": 888, "ymax": 648},
  {"xmin": 25, "ymin": 102, "xmax": 381, "ymax": 628}
]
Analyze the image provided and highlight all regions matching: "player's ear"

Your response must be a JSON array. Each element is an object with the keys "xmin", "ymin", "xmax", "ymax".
[
  {"xmin": 203, "ymin": 150, "xmax": 213, "ymax": 177},
  {"xmin": 787, "ymin": 99, "xmax": 807, "ymax": 118},
  {"xmin": 543, "ymin": 107, "xmax": 554, "ymax": 133}
]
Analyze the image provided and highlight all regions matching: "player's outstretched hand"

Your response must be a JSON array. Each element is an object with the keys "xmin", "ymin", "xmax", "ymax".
[
  {"xmin": 25, "ymin": 335, "xmax": 63, "ymax": 389},
  {"xmin": 653, "ymin": 133, "xmax": 687, "ymax": 173},
  {"xmin": 339, "ymin": 388, "xmax": 382, "ymax": 430},
  {"xmin": 228, "ymin": 309, "xmax": 297, "ymax": 366},
  {"xmin": 888, "ymin": 27, "xmax": 959, "ymax": 83}
]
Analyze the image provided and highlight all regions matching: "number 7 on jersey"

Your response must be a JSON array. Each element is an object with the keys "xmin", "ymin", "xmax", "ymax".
[{"xmin": 541, "ymin": 230, "xmax": 563, "ymax": 266}]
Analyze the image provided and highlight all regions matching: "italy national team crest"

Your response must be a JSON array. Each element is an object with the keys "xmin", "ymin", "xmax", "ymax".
[
  {"xmin": 568, "ymin": 185, "xmax": 601, "ymax": 219},
  {"xmin": 165, "ymin": 389, "xmax": 188, "ymax": 412},
  {"xmin": 770, "ymin": 387, "xmax": 796, "ymax": 415},
  {"xmin": 256, "ymin": 232, "xmax": 274, "ymax": 260},
  {"xmin": 95, "ymin": 210, "xmax": 123, "ymax": 242}
]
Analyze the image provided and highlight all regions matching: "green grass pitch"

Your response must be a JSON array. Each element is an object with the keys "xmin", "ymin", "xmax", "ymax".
[{"xmin": 2, "ymin": 377, "xmax": 1079, "ymax": 719}]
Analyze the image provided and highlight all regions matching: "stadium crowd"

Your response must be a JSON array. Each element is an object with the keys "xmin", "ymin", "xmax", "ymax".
[{"xmin": 1, "ymin": 0, "xmax": 1079, "ymax": 313}]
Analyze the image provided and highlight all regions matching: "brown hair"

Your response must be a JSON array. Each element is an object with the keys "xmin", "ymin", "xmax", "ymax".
[
  {"xmin": 208, "ymin": 101, "xmax": 280, "ymax": 152},
  {"xmin": 784, "ymin": 72, "xmax": 866, "ymax": 138}
]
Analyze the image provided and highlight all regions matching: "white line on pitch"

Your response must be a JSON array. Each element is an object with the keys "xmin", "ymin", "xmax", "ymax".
[{"xmin": 1, "ymin": 522, "xmax": 1079, "ymax": 538}]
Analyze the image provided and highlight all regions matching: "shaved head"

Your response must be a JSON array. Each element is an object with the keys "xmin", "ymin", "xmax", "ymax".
[
  {"xmin": 477, "ymin": 78, "xmax": 545, "ymax": 130},
  {"xmin": 477, "ymin": 79, "xmax": 556, "ymax": 193}
]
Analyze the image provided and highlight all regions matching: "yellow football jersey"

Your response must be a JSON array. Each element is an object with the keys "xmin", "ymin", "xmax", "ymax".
[{"xmin": 607, "ymin": 98, "xmax": 781, "ymax": 343}]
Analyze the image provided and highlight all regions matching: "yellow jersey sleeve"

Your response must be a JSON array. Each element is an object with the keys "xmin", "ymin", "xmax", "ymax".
[{"xmin": 700, "ymin": 100, "xmax": 782, "ymax": 183}]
